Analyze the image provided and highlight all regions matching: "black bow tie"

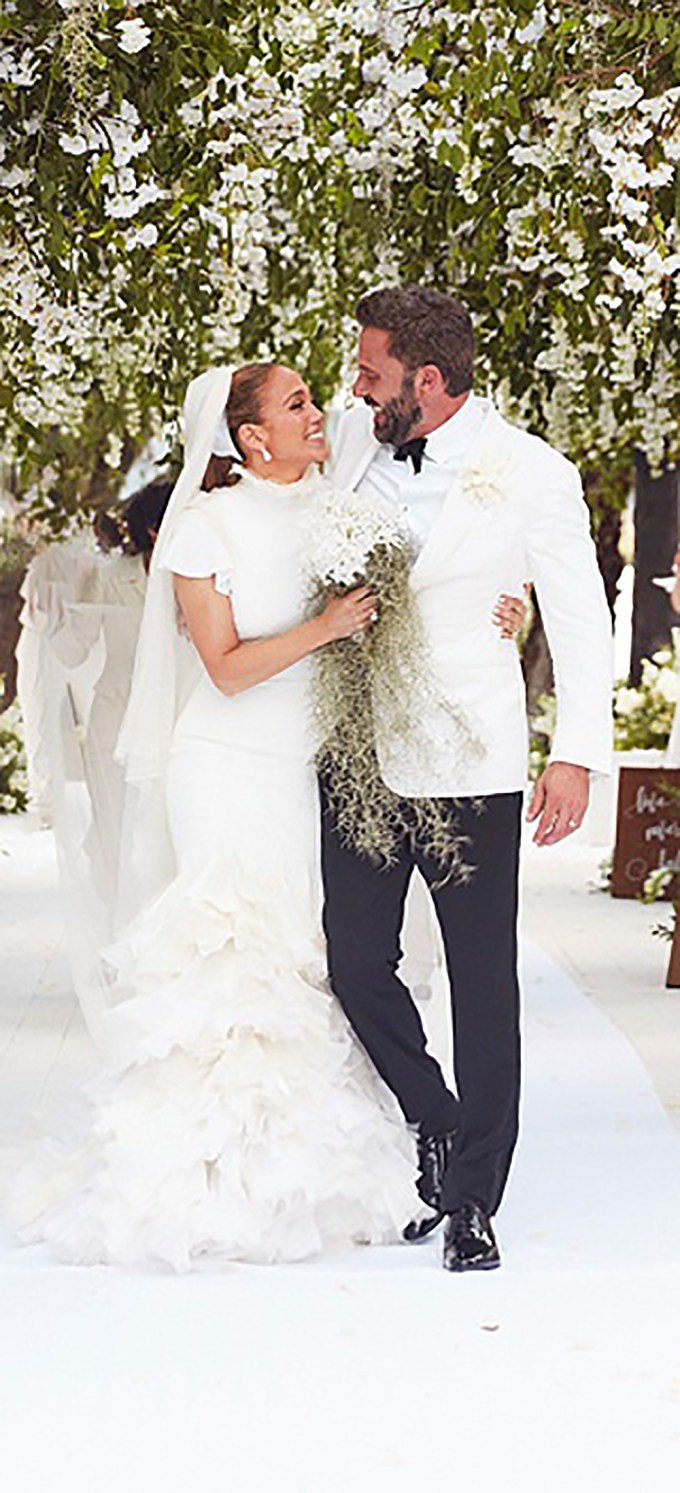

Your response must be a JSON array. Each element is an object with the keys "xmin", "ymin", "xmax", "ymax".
[{"xmin": 392, "ymin": 436, "xmax": 427, "ymax": 475}]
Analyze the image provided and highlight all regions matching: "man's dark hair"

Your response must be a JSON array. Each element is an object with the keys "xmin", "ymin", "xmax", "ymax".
[
  {"xmin": 94, "ymin": 481, "xmax": 173, "ymax": 557},
  {"xmin": 123, "ymin": 479, "xmax": 174, "ymax": 555},
  {"xmin": 356, "ymin": 285, "xmax": 474, "ymax": 396}
]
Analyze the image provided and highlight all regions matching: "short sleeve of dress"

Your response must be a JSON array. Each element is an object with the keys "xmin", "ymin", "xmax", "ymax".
[{"xmin": 158, "ymin": 510, "xmax": 234, "ymax": 597}]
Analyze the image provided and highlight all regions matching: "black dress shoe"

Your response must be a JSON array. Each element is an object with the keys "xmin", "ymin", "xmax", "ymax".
[
  {"xmin": 415, "ymin": 1130, "xmax": 456, "ymax": 1209},
  {"xmin": 403, "ymin": 1207, "xmax": 446, "ymax": 1243},
  {"xmin": 403, "ymin": 1129, "xmax": 456, "ymax": 1243},
  {"xmin": 442, "ymin": 1201, "xmax": 500, "ymax": 1272}
]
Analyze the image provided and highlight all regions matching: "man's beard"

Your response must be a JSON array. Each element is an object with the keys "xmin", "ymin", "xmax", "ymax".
[{"xmin": 366, "ymin": 374, "xmax": 422, "ymax": 446}]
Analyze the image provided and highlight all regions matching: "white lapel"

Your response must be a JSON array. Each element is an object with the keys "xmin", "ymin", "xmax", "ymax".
[{"xmin": 411, "ymin": 401, "xmax": 519, "ymax": 587}]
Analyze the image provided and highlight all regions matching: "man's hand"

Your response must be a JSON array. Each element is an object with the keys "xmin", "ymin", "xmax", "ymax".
[{"xmin": 526, "ymin": 761, "xmax": 589, "ymax": 846}]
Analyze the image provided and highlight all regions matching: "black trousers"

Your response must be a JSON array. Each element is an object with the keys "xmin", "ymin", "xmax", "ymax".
[{"xmin": 320, "ymin": 785, "xmax": 523, "ymax": 1217}]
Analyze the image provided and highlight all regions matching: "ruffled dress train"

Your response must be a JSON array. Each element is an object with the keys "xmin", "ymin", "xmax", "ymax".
[{"xmin": 14, "ymin": 849, "xmax": 416, "ymax": 1271}]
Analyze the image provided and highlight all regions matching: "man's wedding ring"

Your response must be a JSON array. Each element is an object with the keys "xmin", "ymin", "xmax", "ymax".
[{"xmin": 369, "ymin": 609, "xmax": 378, "ymax": 622}]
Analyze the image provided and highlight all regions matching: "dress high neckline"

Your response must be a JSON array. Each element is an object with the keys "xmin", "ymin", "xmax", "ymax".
[{"xmin": 239, "ymin": 466, "xmax": 323, "ymax": 497}]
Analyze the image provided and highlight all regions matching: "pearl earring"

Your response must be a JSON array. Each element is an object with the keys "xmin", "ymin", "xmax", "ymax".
[{"xmin": 260, "ymin": 446, "xmax": 272, "ymax": 464}]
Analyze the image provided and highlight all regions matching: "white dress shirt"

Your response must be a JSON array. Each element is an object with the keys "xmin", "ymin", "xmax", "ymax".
[{"xmin": 357, "ymin": 391, "xmax": 488, "ymax": 552}]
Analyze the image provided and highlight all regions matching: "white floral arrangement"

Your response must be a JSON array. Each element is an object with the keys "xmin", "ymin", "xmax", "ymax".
[
  {"xmin": 303, "ymin": 490, "xmax": 409, "ymax": 586},
  {"xmin": 530, "ymin": 645, "xmax": 679, "ymax": 779},
  {"xmin": 613, "ymin": 646, "xmax": 678, "ymax": 750},
  {"xmin": 304, "ymin": 488, "xmax": 482, "ymax": 878}
]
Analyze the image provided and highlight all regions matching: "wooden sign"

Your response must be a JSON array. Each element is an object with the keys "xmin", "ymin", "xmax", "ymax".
[
  {"xmin": 611, "ymin": 767, "xmax": 680, "ymax": 899},
  {"xmin": 665, "ymin": 914, "xmax": 680, "ymax": 989}
]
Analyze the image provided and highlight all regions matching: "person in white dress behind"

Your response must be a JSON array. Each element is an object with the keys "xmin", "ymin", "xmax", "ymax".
[{"xmin": 15, "ymin": 484, "xmax": 172, "ymax": 1045}]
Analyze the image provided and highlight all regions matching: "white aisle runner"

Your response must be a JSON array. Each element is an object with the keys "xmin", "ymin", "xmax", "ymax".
[{"xmin": 1, "ymin": 821, "xmax": 680, "ymax": 1492}]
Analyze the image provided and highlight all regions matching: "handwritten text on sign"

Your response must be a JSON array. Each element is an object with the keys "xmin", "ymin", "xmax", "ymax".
[{"xmin": 611, "ymin": 767, "xmax": 680, "ymax": 899}]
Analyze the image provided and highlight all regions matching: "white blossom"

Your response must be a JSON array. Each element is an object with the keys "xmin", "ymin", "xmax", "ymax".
[
  {"xmin": 390, "ymin": 65, "xmax": 427, "ymax": 99},
  {"xmin": 116, "ymin": 19, "xmax": 152, "ymax": 56},
  {"xmin": 125, "ymin": 222, "xmax": 159, "ymax": 249},
  {"xmin": 648, "ymin": 163, "xmax": 674, "ymax": 188},
  {"xmin": 305, "ymin": 491, "xmax": 409, "ymax": 587},
  {"xmin": 106, "ymin": 178, "xmax": 164, "ymax": 220},
  {"xmin": 362, "ymin": 55, "xmax": 390, "ymax": 85},
  {"xmin": 516, "ymin": 4, "xmax": 547, "ymax": 45},
  {"xmin": 0, "ymin": 49, "xmax": 38, "ymax": 87},
  {"xmin": 617, "ymin": 194, "xmax": 648, "ymax": 225},
  {"xmin": 589, "ymin": 74, "xmax": 643, "ymax": 112},
  {"xmin": 105, "ymin": 433, "xmax": 124, "ymax": 469},
  {"xmin": 614, "ymin": 685, "xmax": 640, "ymax": 716},
  {"xmin": 0, "ymin": 164, "xmax": 27, "ymax": 189},
  {"xmin": 348, "ymin": 2, "xmax": 381, "ymax": 36},
  {"xmin": 59, "ymin": 132, "xmax": 89, "ymax": 156},
  {"xmin": 607, "ymin": 154, "xmax": 648, "ymax": 190},
  {"xmin": 179, "ymin": 97, "xmax": 204, "ymax": 129}
]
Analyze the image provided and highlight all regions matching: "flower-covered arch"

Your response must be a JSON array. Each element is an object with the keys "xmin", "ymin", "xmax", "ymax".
[{"xmin": 0, "ymin": 0, "xmax": 679, "ymax": 535}]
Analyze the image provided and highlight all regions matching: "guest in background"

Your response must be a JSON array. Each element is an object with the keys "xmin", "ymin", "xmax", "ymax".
[{"xmin": 15, "ymin": 481, "xmax": 172, "ymax": 1044}]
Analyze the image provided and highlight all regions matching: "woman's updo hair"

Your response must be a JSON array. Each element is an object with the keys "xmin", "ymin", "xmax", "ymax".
[{"xmin": 202, "ymin": 362, "xmax": 276, "ymax": 490}]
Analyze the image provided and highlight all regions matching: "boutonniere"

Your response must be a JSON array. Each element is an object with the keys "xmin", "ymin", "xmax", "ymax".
[{"xmin": 460, "ymin": 452, "xmax": 513, "ymax": 507}]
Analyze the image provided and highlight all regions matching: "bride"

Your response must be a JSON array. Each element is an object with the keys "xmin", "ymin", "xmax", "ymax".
[{"xmin": 13, "ymin": 363, "xmax": 523, "ymax": 1271}]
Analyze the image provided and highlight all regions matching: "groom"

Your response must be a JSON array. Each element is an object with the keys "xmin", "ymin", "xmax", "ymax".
[{"xmin": 324, "ymin": 285, "xmax": 613, "ymax": 1271}]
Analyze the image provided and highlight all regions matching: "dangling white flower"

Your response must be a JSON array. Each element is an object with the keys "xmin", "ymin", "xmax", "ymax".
[
  {"xmin": 517, "ymin": 4, "xmax": 547, "ymax": 46},
  {"xmin": 0, "ymin": 164, "xmax": 27, "ymax": 189},
  {"xmin": 105, "ymin": 432, "xmax": 124, "ymax": 469},
  {"xmin": 116, "ymin": 19, "xmax": 152, "ymax": 56},
  {"xmin": 125, "ymin": 222, "xmax": 159, "ymax": 249},
  {"xmin": 59, "ymin": 131, "xmax": 89, "ymax": 156}
]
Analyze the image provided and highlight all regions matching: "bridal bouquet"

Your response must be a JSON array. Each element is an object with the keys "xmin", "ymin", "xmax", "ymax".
[{"xmin": 305, "ymin": 490, "xmax": 485, "ymax": 879}]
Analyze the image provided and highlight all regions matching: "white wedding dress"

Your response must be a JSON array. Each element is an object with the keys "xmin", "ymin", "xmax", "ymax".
[{"xmin": 14, "ymin": 470, "xmax": 417, "ymax": 1271}]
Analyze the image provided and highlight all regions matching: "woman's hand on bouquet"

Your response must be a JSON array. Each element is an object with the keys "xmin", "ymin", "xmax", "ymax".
[
  {"xmin": 320, "ymin": 586, "xmax": 379, "ymax": 642},
  {"xmin": 492, "ymin": 584, "xmax": 529, "ymax": 639}
]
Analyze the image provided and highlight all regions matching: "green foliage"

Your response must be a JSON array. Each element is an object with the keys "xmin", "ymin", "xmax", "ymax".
[
  {"xmin": 0, "ymin": 681, "xmax": 28, "ymax": 814},
  {"xmin": 0, "ymin": 521, "xmax": 36, "ymax": 576},
  {"xmin": 528, "ymin": 691, "xmax": 556, "ymax": 780},
  {"xmin": 1, "ymin": 1, "xmax": 680, "ymax": 527}
]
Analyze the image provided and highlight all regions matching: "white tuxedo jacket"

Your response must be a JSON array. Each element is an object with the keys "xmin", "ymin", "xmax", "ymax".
[{"xmin": 329, "ymin": 401, "xmax": 613, "ymax": 798}]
